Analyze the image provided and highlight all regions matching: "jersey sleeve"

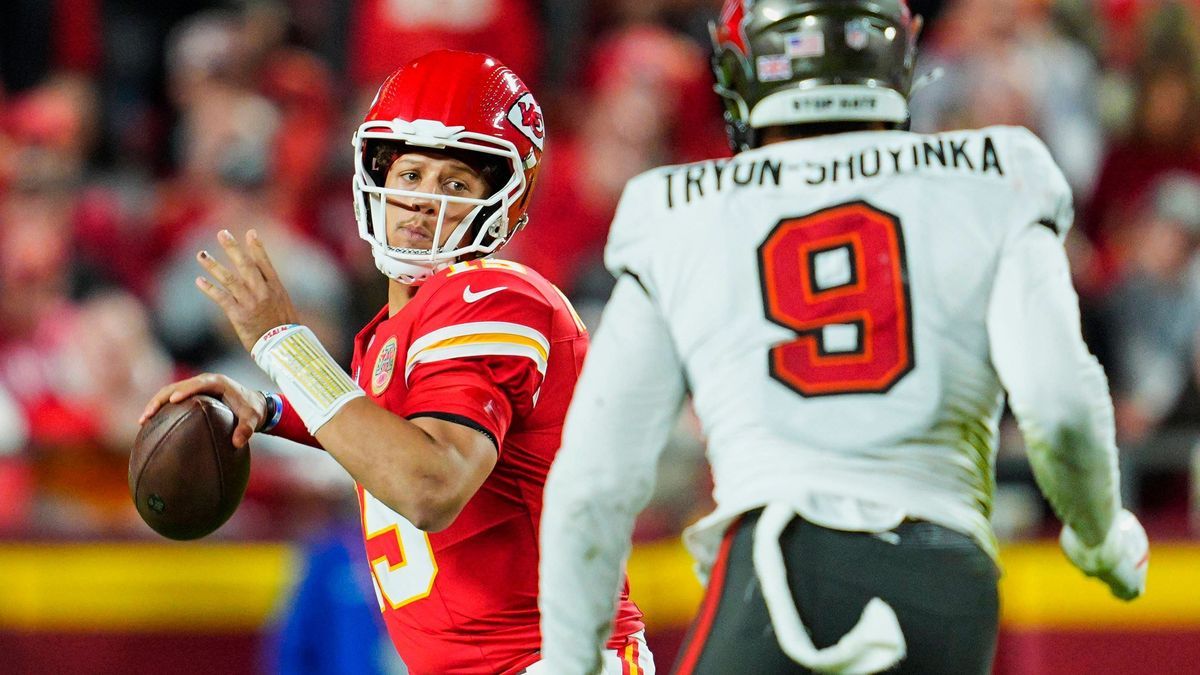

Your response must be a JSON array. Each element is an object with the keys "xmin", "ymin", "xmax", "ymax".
[
  {"xmin": 399, "ymin": 270, "xmax": 553, "ymax": 451},
  {"xmin": 987, "ymin": 218, "xmax": 1121, "ymax": 545},
  {"xmin": 540, "ymin": 274, "xmax": 687, "ymax": 672},
  {"xmin": 1006, "ymin": 126, "xmax": 1075, "ymax": 242}
]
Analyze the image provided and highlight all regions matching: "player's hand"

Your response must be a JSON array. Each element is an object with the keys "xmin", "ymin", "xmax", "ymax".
[
  {"xmin": 195, "ymin": 229, "xmax": 300, "ymax": 352},
  {"xmin": 1060, "ymin": 509, "xmax": 1149, "ymax": 601},
  {"xmin": 139, "ymin": 373, "xmax": 268, "ymax": 448}
]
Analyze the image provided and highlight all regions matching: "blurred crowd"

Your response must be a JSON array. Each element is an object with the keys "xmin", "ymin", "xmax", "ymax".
[{"xmin": 1, "ymin": 0, "xmax": 1200, "ymax": 546}]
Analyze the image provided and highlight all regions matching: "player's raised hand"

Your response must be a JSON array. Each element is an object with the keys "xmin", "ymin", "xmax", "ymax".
[
  {"xmin": 1060, "ymin": 509, "xmax": 1149, "ymax": 601},
  {"xmin": 139, "ymin": 373, "xmax": 268, "ymax": 448},
  {"xmin": 195, "ymin": 229, "xmax": 300, "ymax": 352}
]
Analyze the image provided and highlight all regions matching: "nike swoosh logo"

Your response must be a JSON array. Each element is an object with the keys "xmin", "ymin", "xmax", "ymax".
[{"xmin": 463, "ymin": 285, "xmax": 507, "ymax": 303}]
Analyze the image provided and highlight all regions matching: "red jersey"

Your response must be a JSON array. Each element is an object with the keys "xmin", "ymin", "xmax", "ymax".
[{"xmin": 278, "ymin": 259, "xmax": 644, "ymax": 674}]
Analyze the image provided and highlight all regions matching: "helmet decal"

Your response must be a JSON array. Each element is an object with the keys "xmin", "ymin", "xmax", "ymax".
[
  {"xmin": 714, "ymin": 0, "xmax": 751, "ymax": 59},
  {"xmin": 756, "ymin": 55, "xmax": 794, "ymax": 82},
  {"xmin": 784, "ymin": 29, "xmax": 826, "ymax": 58},
  {"xmin": 507, "ymin": 93, "xmax": 545, "ymax": 151},
  {"xmin": 845, "ymin": 18, "xmax": 872, "ymax": 51}
]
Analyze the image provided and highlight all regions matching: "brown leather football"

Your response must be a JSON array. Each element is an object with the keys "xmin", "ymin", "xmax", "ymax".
[{"xmin": 129, "ymin": 395, "xmax": 250, "ymax": 540}]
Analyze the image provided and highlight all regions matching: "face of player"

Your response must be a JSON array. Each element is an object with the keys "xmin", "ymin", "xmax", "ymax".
[{"xmin": 383, "ymin": 151, "xmax": 489, "ymax": 250}]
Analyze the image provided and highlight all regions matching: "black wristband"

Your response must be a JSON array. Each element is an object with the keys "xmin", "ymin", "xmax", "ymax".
[{"xmin": 257, "ymin": 391, "xmax": 279, "ymax": 432}]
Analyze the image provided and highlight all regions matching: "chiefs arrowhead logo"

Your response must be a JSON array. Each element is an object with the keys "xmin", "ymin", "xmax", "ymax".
[{"xmin": 507, "ymin": 93, "xmax": 545, "ymax": 151}]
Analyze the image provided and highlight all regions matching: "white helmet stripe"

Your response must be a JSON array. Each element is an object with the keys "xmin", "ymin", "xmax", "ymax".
[{"xmin": 749, "ymin": 86, "xmax": 910, "ymax": 127}]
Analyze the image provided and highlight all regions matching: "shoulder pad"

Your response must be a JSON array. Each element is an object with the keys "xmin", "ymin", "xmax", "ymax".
[
  {"xmin": 603, "ymin": 167, "xmax": 675, "ymax": 281},
  {"xmin": 994, "ymin": 126, "xmax": 1074, "ymax": 241}
]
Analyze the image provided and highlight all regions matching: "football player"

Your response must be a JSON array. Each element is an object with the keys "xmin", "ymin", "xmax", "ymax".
[
  {"xmin": 538, "ymin": 2, "xmax": 1149, "ymax": 674},
  {"xmin": 140, "ymin": 50, "xmax": 651, "ymax": 675}
]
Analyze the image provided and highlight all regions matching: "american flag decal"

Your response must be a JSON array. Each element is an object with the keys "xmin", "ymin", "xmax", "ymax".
[{"xmin": 785, "ymin": 30, "xmax": 825, "ymax": 58}]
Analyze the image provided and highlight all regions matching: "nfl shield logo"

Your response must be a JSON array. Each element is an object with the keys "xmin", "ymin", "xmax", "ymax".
[{"xmin": 846, "ymin": 19, "xmax": 871, "ymax": 51}]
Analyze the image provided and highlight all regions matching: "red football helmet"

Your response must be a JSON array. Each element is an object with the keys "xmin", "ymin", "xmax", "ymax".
[{"xmin": 351, "ymin": 50, "xmax": 545, "ymax": 282}]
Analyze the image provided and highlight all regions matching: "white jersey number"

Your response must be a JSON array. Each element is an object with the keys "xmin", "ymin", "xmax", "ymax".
[
  {"xmin": 361, "ymin": 489, "xmax": 439, "ymax": 609},
  {"xmin": 758, "ymin": 201, "xmax": 915, "ymax": 396}
]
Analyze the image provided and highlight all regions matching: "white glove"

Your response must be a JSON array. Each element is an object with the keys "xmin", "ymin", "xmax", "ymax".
[{"xmin": 1060, "ymin": 509, "xmax": 1148, "ymax": 601}]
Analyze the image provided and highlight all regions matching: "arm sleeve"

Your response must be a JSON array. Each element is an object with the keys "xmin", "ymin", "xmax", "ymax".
[
  {"xmin": 539, "ymin": 275, "xmax": 687, "ymax": 672},
  {"xmin": 399, "ymin": 274, "xmax": 552, "ymax": 450},
  {"xmin": 987, "ymin": 221, "xmax": 1121, "ymax": 546},
  {"xmin": 266, "ymin": 394, "xmax": 322, "ymax": 449}
]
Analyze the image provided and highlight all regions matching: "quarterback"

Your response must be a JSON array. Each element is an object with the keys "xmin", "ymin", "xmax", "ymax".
[
  {"xmin": 539, "ymin": 2, "xmax": 1149, "ymax": 674},
  {"xmin": 141, "ymin": 51, "xmax": 648, "ymax": 674}
]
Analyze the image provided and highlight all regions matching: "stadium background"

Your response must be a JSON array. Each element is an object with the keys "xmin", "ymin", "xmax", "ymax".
[{"xmin": 1, "ymin": 0, "xmax": 1200, "ymax": 672}]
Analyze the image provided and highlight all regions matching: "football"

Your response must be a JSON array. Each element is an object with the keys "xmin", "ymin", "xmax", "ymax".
[{"xmin": 129, "ymin": 394, "xmax": 250, "ymax": 540}]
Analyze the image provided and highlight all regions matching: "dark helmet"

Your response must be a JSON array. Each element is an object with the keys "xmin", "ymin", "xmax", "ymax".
[{"xmin": 710, "ymin": 0, "xmax": 920, "ymax": 153}]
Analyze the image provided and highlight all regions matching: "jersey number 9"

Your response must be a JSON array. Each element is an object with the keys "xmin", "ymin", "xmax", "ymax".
[{"xmin": 757, "ymin": 201, "xmax": 915, "ymax": 397}]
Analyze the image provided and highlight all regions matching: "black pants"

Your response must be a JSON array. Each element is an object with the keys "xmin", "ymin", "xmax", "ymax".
[{"xmin": 672, "ymin": 509, "xmax": 999, "ymax": 674}]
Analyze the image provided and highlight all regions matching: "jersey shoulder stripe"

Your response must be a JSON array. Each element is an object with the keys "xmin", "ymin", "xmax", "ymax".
[{"xmin": 404, "ymin": 321, "xmax": 550, "ymax": 381}]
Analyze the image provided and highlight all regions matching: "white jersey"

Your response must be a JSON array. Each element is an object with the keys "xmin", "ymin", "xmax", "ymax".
[
  {"xmin": 539, "ymin": 125, "xmax": 1122, "ymax": 671},
  {"xmin": 604, "ymin": 126, "xmax": 1110, "ymax": 563},
  {"xmin": 600, "ymin": 125, "xmax": 1118, "ymax": 566}
]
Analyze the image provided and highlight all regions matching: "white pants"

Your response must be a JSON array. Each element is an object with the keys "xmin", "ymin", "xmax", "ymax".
[{"xmin": 522, "ymin": 630, "xmax": 655, "ymax": 674}]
